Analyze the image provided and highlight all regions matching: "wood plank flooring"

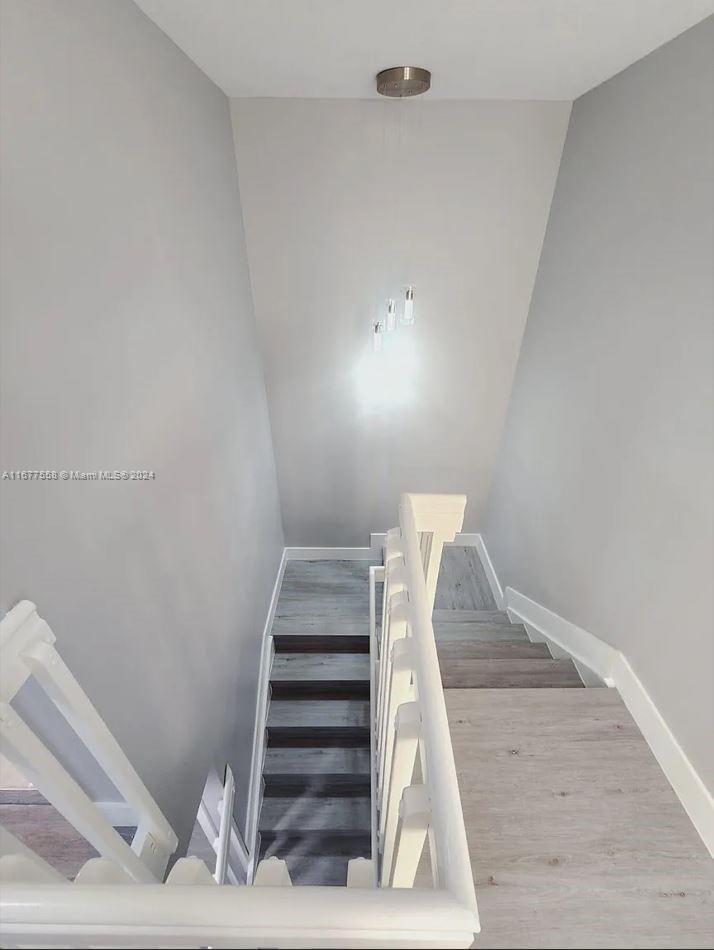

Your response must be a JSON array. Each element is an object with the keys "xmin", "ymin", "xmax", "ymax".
[
  {"xmin": 0, "ymin": 791, "xmax": 134, "ymax": 880},
  {"xmin": 433, "ymin": 688, "xmax": 714, "ymax": 948},
  {"xmin": 440, "ymin": 657, "xmax": 584, "ymax": 689},
  {"xmin": 436, "ymin": 546, "xmax": 497, "ymax": 611}
]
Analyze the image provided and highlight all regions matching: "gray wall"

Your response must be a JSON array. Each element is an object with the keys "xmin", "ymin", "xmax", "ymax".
[
  {"xmin": 0, "ymin": 0, "xmax": 284, "ymax": 845},
  {"xmin": 231, "ymin": 98, "xmax": 570, "ymax": 544},
  {"xmin": 483, "ymin": 19, "xmax": 714, "ymax": 791}
]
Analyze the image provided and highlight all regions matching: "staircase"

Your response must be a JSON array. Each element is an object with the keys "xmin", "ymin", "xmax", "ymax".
[
  {"xmin": 255, "ymin": 542, "xmax": 586, "ymax": 885},
  {"xmin": 4, "ymin": 497, "xmax": 710, "ymax": 948},
  {"xmin": 433, "ymin": 609, "xmax": 583, "ymax": 688},
  {"xmin": 257, "ymin": 561, "xmax": 376, "ymax": 885}
]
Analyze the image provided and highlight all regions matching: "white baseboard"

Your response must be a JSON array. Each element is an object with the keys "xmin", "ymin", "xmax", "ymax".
[
  {"xmin": 474, "ymin": 534, "xmax": 505, "ymax": 609},
  {"xmin": 285, "ymin": 546, "xmax": 376, "ymax": 560},
  {"xmin": 449, "ymin": 532, "xmax": 481, "ymax": 547},
  {"xmin": 504, "ymin": 586, "xmax": 618, "ymax": 679},
  {"xmin": 610, "ymin": 651, "xmax": 714, "ymax": 858},
  {"xmin": 475, "ymin": 536, "xmax": 714, "ymax": 858},
  {"xmin": 244, "ymin": 546, "xmax": 286, "ymax": 879}
]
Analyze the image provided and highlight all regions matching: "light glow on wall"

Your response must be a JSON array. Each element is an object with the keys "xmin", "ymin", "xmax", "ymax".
[{"xmin": 354, "ymin": 333, "xmax": 418, "ymax": 413}]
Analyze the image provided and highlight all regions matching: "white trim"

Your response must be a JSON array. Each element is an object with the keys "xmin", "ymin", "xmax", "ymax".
[
  {"xmin": 370, "ymin": 533, "xmax": 386, "ymax": 556},
  {"xmin": 285, "ymin": 546, "xmax": 375, "ymax": 560},
  {"xmin": 608, "ymin": 652, "xmax": 714, "ymax": 858},
  {"xmin": 244, "ymin": 547, "xmax": 286, "ymax": 880},
  {"xmin": 473, "ymin": 534, "xmax": 505, "ymax": 609},
  {"xmin": 448, "ymin": 532, "xmax": 481, "ymax": 547},
  {"xmin": 474, "ymin": 534, "xmax": 714, "ymax": 858},
  {"xmin": 504, "ymin": 587, "xmax": 618, "ymax": 679}
]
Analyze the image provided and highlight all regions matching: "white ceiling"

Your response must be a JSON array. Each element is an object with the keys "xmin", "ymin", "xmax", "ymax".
[{"xmin": 134, "ymin": 0, "xmax": 714, "ymax": 100}]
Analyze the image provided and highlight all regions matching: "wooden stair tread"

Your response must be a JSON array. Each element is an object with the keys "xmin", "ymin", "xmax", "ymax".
[
  {"xmin": 267, "ymin": 700, "xmax": 370, "ymax": 728},
  {"xmin": 259, "ymin": 796, "xmax": 371, "ymax": 833},
  {"xmin": 263, "ymin": 748, "xmax": 370, "ymax": 795},
  {"xmin": 434, "ymin": 622, "xmax": 529, "ymax": 642},
  {"xmin": 271, "ymin": 653, "xmax": 369, "ymax": 681},
  {"xmin": 260, "ymin": 831, "xmax": 371, "ymax": 859},
  {"xmin": 433, "ymin": 608, "xmax": 512, "ymax": 625},
  {"xmin": 271, "ymin": 617, "xmax": 369, "ymax": 636},
  {"xmin": 263, "ymin": 747, "xmax": 370, "ymax": 774},
  {"xmin": 441, "ymin": 658, "xmax": 584, "ymax": 689},
  {"xmin": 437, "ymin": 640, "xmax": 551, "ymax": 660}
]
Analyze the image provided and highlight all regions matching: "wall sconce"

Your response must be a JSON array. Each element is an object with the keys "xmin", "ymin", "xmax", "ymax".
[
  {"xmin": 386, "ymin": 298, "xmax": 397, "ymax": 332},
  {"xmin": 402, "ymin": 285, "xmax": 415, "ymax": 325},
  {"xmin": 370, "ymin": 288, "xmax": 415, "ymax": 350},
  {"xmin": 372, "ymin": 319, "xmax": 384, "ymax": 352}
]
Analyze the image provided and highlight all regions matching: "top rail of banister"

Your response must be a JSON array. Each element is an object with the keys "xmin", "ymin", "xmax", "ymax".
[{"xmin": 398, "ymin": 492, "xmax": 477, "ymax": 915}]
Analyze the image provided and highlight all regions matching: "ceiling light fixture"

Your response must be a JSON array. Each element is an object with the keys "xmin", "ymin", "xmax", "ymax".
[{"xmin": 376, "ymin": 66, "xmax": 431, "ymax": 98}]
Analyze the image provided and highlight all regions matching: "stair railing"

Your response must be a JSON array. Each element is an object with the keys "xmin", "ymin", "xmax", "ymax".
[
  {"xmin": 372, "ymin": 492, "xmax": 477, "ymax": 916},
  {"xmin": 0, "ymin": 600, "xmax": 178, "ymax": 882},
  {"xmin": 0, "ymin": 495, "xmax": 479, "ymax": 947}
]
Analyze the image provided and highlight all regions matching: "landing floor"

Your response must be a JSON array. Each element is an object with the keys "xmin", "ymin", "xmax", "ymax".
[{"xmin": 444, "ymin": 687, "xmax": 714, "ymax": 948}]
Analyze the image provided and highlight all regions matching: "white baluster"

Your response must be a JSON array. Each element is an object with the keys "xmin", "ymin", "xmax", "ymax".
[
  {"xmin": 0, "ymin": 702, "xmax": 156, "ymax": 883},
  {"xmin": 378, "ymin": 638, "xmax": 415, "ymax": 792},
  {"xmin": 166, "ymin": 856, "xmax": 217, "ymax": 885},
  {"xmin": 74, "ymin": 858, "xmax": 135, "ymax": 885},
  {"xmin": 389, "ymin": 784, "xmax": 431, "ymax": 888},
  {"xmin": 21, "ymin": 638, "xmax": 177, "ymax": 868},
  {"xmin": 253, "ymin": 856, "xmax": 292, "ymax": 886},
  {"xmin": 0, "ymin": 826, "xmax": 65, "ymax": 883},
  {"xmin": 380, "ymin": 701, "xmax": 420, "ymax": 880},
  {"xmin": 376, "ymin": 592, "xmax": 409, "ymax": 758},
  {"xmin": 346, "ymin": 856, "xmax": 375, "ymax": 887}
]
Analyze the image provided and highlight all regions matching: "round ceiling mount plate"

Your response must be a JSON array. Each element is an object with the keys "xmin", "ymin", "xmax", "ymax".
[{"xmin": 376, "ymin": 66, "xmax": 431, "ymax": 98}]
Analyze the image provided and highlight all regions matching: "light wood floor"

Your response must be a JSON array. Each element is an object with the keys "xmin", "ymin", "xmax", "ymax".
[{"xmin": 441, "ymin": 688, "xmax": 714, "ymax": 948}]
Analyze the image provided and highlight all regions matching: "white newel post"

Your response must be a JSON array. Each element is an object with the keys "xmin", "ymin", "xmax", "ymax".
[{"xmin": 404, "ymin": 494, "xmax": 467, "ymax": 611}]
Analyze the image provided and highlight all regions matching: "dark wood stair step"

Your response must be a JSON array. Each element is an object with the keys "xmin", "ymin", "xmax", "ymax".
[
  {"xmin": 263, "ymin": 747, "xmax": 371, "ymax": 796},
  {"xmin": 259, "ymin": 796, "xmax": 371, "ymax": 834},
  {"xmin": 270, "ymin": 653, "xmax": 369, "ymax": 700},
  {"xmin": 259, "ymin": 831, "xmax": 371, "ymax": 860},
  {"xmin": 271, "ymin": 653, "xmax": 369, "ymax": 680},
  {"xmin": 271, "ymin": 617, "xmax": 369, "ymax": 637},
  {"xmin": 264, "ymin": 747, "xmax": 371, "ymax": 774},
  {"xmin": 267, "ymin": 700, "xmax": 370, "ymax": 747},
  {"xmin": 273, "ymin": 634, "xmax": 369, "ymax": 654},
  {"xmin": 270, "ymin": 681, "xmax": 369, "ymax": 700},
  {"xmin": 281, "ymin": 855, "xmax": 351, "ymax": 886},
  {"xmin": 441, "ymin": 658, "xmax": 584, "ymax": 689}
]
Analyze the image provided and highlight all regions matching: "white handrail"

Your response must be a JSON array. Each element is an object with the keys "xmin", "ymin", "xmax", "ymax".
[
  {"xmin": 374, "ymin": 493, "xmax": 478, "ymax": 917},
  {"xmin": 398, "ymin": 493, "xmax": 476, "ymax": 908},
  {"xmin": 0, "ymin": 883, "xmax": 475, "ymax": 947}
]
